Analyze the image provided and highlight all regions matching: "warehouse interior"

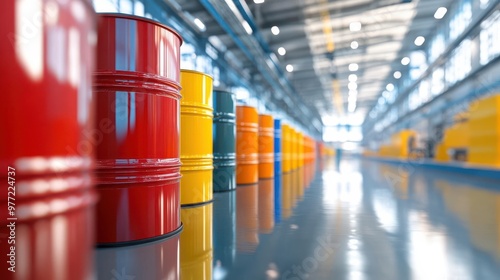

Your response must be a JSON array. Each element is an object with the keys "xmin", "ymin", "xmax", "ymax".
[{"xmin": 2, "ymin": 0, "xmax": 500, "ymax": 279}]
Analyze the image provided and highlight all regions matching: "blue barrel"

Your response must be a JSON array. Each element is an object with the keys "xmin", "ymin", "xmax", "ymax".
[
  {"xmin": 213, "ymin": 90, "xmax": 236, "ymax": 192},
  {"xmin": 274, "ymin": 119, "xmax": 282, "ymax": 222}
]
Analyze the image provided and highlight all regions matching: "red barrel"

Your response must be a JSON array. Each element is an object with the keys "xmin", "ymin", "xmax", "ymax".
[
  {"xmin": 0, "ymin": 0, "xmax": 96, "ymax": 279},
  {"xmin": 94, "ymin": 14, "xmax": 183, "ymax": 245}
]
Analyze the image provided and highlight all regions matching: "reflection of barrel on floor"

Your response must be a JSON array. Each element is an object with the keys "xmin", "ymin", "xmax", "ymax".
[
  {"xmin": 213, "ymin": 191, "xmax": 237, "ymax": 274},
  {"xmin": 236, "ymin": 184, "xmax": 259, "ymax": 253},
  {"xmin": 258, "ymin": 179, "xmax": 275, "ymax": 234},
  {"xmin": 180, "ymin": 70, "xmax": 214, "ymax": 206},
  {"xmin": 281, "ymin": 172, "xmax": 293, "ymax": 219},
  {"xmin": 180, "ymin": 204, "xmax": 213, "ymax": 279},
  {"xmin": 94, "ymin": 14, "xmax": 183, "ymax": 245},
  {"xmin": 96, "ymin": 234, "xmax": 180, "ymax": 279},
  {"xmin": 213, "ymin": 90, "xmax": 236, "ymax": 192}
]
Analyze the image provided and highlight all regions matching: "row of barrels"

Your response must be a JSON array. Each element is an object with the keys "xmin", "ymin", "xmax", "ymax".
[{"xmin": 0, "ymin": 6, "xmax": 321, "ymax": 279}]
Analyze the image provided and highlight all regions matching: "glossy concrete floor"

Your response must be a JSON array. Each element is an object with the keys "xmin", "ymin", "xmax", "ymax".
[{"xmin": 95, "ymin": 157, "xmax": 500, "ymax": 280}]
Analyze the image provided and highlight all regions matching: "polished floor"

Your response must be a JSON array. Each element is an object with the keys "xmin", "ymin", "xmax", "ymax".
[{"xmin": 96, "ymin": 157, "xmax": 500, "ymax": 280}]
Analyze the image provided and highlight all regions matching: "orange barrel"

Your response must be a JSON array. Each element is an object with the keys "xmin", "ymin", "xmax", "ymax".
[
  {"xmin": 281, "ymin": 172, "xmax": 292, "ymax": 219},
  {"xmin": 96, "ymin": 232, "xmax": 180, "ymax": 279},
  {"xmin": 258, "ymin": 114, "xmax": 275, "ymax": 179},
  {"xmin": 236, "ymin": 184, "xmax": 259, "ymax": 252},
  {"xmin": 0, "ymin": 1, "xmax": 96, "ymax": 279},
  {"xmin": 282, "ymin": 125, "xmax": 291, "ymax": 173},
  {"xmin": 180, "ymin": 204, "xmax": 213, "ymax": 279},
  {"xmin": 180, "ymin": 70, "xmax": 213, "ymax": 206},
  {"xmin": 258, "ymin": 179, "xmax": 275, "ymax": 234},
  {"xmin": 236, "ymin": 106, "xmax": 259, "ymax": 184},
  {"xmin": 94, "ymin": 14, "xmax": 182, "ymax": 245},
  {"xmin": 298, "ymin": 132, "xmax": 304, "ymax": 167}
]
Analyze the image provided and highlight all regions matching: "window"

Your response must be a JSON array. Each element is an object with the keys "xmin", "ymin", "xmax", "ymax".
[
  {"xmin": 449, "ymin": 0, "xmax": 472, "ymax": 41},
  {"xmin": 429, "ymin": 34, "xmax": 446, "ymax": 62},
  {"xmin": 431, "ymin": 68, "xmax": 445, "ymax": 96},
  {"xmin": 480, "ymin": 11, "xmax": 500, "ymax": 65},
  {"xmin": 445, "ymin": 39, "xmax": 472, "ymax": 85}
]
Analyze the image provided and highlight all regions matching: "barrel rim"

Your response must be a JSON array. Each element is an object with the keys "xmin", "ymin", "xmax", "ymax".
[
  {"xmin": 213, "ymin": 89, "xmax": 235, "ymax": 95},
  {"xmin": 180, "ymin": 69, "xmax": 214, "ymax": 80},
  {"xmin": 97, "ymin": 13, "xmax": 183, "ymax": 45}
]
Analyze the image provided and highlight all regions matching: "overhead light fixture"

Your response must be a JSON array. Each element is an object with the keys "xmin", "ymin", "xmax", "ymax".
[
  {"xmin": 414, "ymin": 36, "xmax": 425, "ymax": 46},
  {"xmin": 350, "ymin": 22, "xmax": 362, "ymax": 32},
  {"xmin": 434, "ymin": 7, "xmax": 447, "ymax": 19},
  {"xmin": 393, "ymin": 71, "xmax": 402, "ymax": 79},
  {"xmin": 254, "ymin": 0, "xmax": 265, "ymax": 3},
  {"xmin": 286, "ymin": 64, "xmax": 294, "ymax": 72},
  {"xmin": 349, "ymin": 90, "xmax": 358, "ymax": 96},
  {"xmin": 351, "ymin": 41, "xmax": 359, "ymax": 49},
  {"xmin": 242, "ymin": 21, "xmax": 253, "ymax": 35},
  {"xmin": 348, "ymin": 82, "xmax": 358, "ymax": 90},
  {"xmin": 386, "ymin": 83, "xmax": 395, "ymax": 91},
  {"xmin": 349, "ymin": 74, "xmax": 357, "ymax": 82},
  {"xmin": 348, "ymin": 102, "xmax": 357, "ymax": 113},
  {"xmin": 348, "ymin": 95, "xmax": 357, "ymax": 103},
  {"xmin": 349, "ymin": 63, "xmax": 359, "ymax": 71},
  {"xmin": 193, "ymin": 18, "xmax": 206, "ymax": 32},
  {"xmin": 401, "ymin": 57, "xmax": 410, "ymax": 66},
  {"xmin": 271, "ymin": 26, "xmax": 280, "ymax": 35},
  {"xmin": 278, "ymin": 47, "xmax": 286, "ymax": 56}
]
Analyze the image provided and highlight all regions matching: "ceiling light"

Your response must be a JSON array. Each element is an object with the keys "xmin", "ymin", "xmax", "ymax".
[
  {"xmin": 271, "ymin": 26, "xmax": 280, "ymax": 35},
  {"xmin": 349, "ymin": 63, "xmax": 359, "ymax": 71},
  {"xmin": 401, "ymin": 57, "xmax": 410, "ymax": 66},
  {"xmin": 278, "ymin": 47, "xmax": 286, "ymax": 56},
  {"xmin": 351, "ymin": 41, "xmax": 359, "ymax": 49},
  {"xmin": 349, "ymin": 74, "xmax": 357, "ymax": 82},
  {"xmin": 242, "ymin": 21, "xmax": 253, "ymax": 35},
  {"xmin": 434, "ymin": 7, "xmax": 447, "ymax": 19},
  {"xmin": 286, "ymin": 64, "xmax": 294, "ymax": 72},
  {"xmin": 349, "ymin": 90, "xmax": 358, "ymax": 96},
  {"xmin": 414, "ymin": 36, "xmax": 425, "ymax": 46},
  {"xmin": 348, "ymin": 82, "xmax": 358, "ymax": 90},
  {"xmin": 254, "ymin": 0, "xmax": 265, "ymax": 3},
  {"xmin": 393, "ymin": 71, "xmax": 402, "ymax": 79},
  {"xmin": 386, "ymin": 83, "xmax": 395, "ymax": 91},
  {"xmin": 348, "ymin": 95, "xmax": 357, "ymax": 103},
  {"xmin": 193, "ymin": 18, "xmax": 206, "ymax": 32},
  {"xmin": 350, "ymin": 22, "xmax": 362, "ymax": 32}
]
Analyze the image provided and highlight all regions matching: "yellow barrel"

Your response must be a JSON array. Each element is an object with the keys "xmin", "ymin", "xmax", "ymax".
[
  {"xmin": 180, "ymin": 70, "xmax": 213, "ymax": 205},
  {"xmin": 236, "ymin": 106, "xmax": 259, "ymax": 184},
  {"xmin": 258, "ymin": 114, "xmax": 275, "ymax": 178},
  {"xmin": 298, "ymin": 132, "xmax": 304, "ymax": 167},
  {"xmin": 282, "ymin": 124, "xmax": 291, "ymax": 173},
  {"xmin": 258, "ymin": 179, "xmax": 275, "ymax": 234},
  {"xmin": 290, "ymin": 128, "xmax": 298, "ymax": 170},
  {"xmin": 180, "ymin": 204, "xmax": 213, "ymax": 279},
  {"xmin": 237, "ymin": 183, "xmax": 259, "ymax": 252}
]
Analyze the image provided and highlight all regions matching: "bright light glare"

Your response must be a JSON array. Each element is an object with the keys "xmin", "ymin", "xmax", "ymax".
[
  {"xmin": 349, "ymin": 63, "xmax": 359, "ymax": 71},
  {"xmin": 349, "ymin": 74, "xmax": 358, "ymax": 82},
  {"xmin": 394, "ymin": 71, "xmax": 402, "ymax": 79},
  {"xmin": 350, "ymin": 22, "xmax": 362, "ymax": 32},
  {"xmin": 386, "ymin": 83, "xmax": 395, "ymax": 91},
  {"xmin": 242, "ymin": 21, "xmax": 253, "ymax": 34},
  {"xmin": 254, "ymin": 0, "xmax": 265, "ymax": 4},
  {"xmin": 348, "ymin": 82, "xmax": 358, "ymax": 90},
  {"xmin": 278, "ymin": 47, "xmax": 286, "ymax": 56},
  {"xmin": 271, "ymin": 26, "xmax": 280, "ymax": 35},
  {"xmin": 414, "ymin": 36, "xmax": 426, "ymax": 46},
  {"xmin": 434, "ymin": 7, "xmax": 447, "ymax": 19},
  {"xmin": 351, "ymin": 41, "xmax": 359, "ymax": 49},
  {"xmin": 401, "ymin": 57, "xmax": 411, "ymax": 66},
  {"xmin": 193, "ymin": 18, "xmax": 206, "ymax": 32},
  {"xmin": 286, "ymin": 64, "xmax": 294, "ymax": 72}
]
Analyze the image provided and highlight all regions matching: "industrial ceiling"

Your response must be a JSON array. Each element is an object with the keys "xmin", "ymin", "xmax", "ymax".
[{"xmin": 168, "ymin": 0, "xmax": 454, "ymax": 127}]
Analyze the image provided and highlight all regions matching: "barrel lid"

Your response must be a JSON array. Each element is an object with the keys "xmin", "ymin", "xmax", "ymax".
[
  {"xmin": 97, "ymin": 13, "xmax": 183, "ymax": 45},
  {"xmin": 213, "ymin": 88, "xmax": 235, "ymax": 95},
  {"xmin": 181, "ymin": 69, "xmax": 214, "ymax": 80}
]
